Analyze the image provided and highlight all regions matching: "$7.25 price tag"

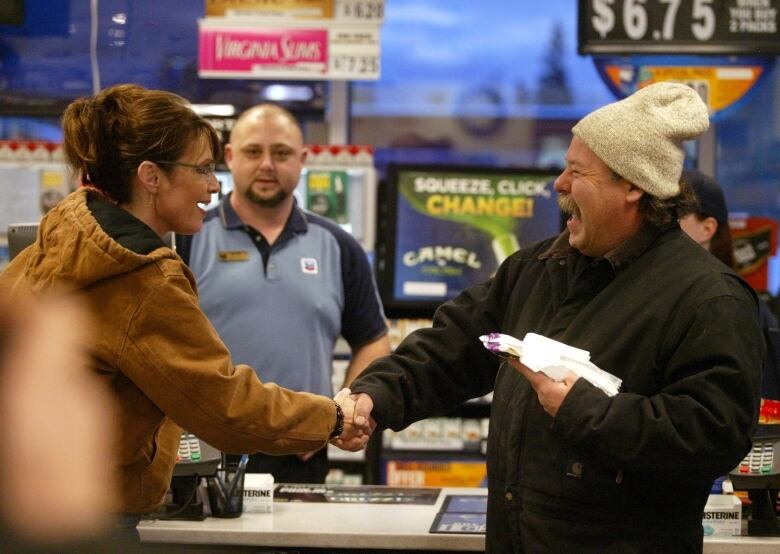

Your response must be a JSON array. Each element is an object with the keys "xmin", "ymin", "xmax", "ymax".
[{"xmin": 331, "ymin": 54, "xmax": 379, "ymax": 75}]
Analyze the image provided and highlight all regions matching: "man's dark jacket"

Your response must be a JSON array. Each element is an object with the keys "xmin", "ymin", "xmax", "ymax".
[{"xmin": 351, "ymin": 226, "xmax": 763, "ymax": 553}]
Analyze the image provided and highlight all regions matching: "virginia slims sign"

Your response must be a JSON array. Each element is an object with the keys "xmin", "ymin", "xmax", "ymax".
[
  {"xmin": 380, "ymin": 166, "xmax": 562, "ymax": 308},
  {"xmin": 198, "ymin": 17, "xmax": 381, "ymax": 80}
]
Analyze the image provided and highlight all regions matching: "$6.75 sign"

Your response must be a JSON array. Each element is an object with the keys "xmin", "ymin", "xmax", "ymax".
[{"xmin": 579, "ymin": 0, "xmax": 780, "ymax": 54}]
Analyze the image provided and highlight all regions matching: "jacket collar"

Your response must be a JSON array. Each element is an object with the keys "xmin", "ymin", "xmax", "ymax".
[
  {"xmin": 540, "ymin": 224, "xmax": 668, "ymax": 273},
  {"xmin": 88, "ymin": 194, "xmax": 166, "ymax": 255},
  {"xmin": 22, "ymin": 189, "xmax": 178, "ymax": 293}
]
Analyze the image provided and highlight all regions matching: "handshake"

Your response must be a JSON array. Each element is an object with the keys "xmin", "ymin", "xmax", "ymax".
[{"xmin": 329, "ymin": 388, "xmax": 376, "ymax": 452}]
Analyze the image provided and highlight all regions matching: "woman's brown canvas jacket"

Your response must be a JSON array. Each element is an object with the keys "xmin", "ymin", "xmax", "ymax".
[{"xmin": 0, "ymin": 189, "xmax": 336, "ymax": 514}]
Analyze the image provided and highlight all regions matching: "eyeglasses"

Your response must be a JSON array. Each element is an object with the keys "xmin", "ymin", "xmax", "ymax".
[{"xmin": 156, "ymin": 161, "xmax": 216, "ymax": 179}]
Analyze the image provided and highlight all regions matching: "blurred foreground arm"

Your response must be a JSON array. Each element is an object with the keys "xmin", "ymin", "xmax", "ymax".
[{"xmin": 0, "ymin": 293, "xmax": 115, "ymax": 546}]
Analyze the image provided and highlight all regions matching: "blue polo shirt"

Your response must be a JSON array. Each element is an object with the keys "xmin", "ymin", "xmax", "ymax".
[{"xmin": 182, "ymin": 193, "xmax": 387, "ymax": 397}]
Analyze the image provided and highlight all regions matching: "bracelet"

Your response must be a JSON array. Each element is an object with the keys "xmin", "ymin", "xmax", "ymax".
[{"xmin": 329, "ymin": 400, "xmax": 344, "ymax": 439}]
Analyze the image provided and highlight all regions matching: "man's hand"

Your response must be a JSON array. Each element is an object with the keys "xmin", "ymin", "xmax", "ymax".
[
  {"xmin": 508, "ymin": 358, "xmax": 578, "ymax": 417},
  {"xmin": 351, "ymin": 392, "xmax": 375, "ymax": 432},
  {"xmin": 330, "ymin": 389, "xmax": 376, "ymax": 451}
]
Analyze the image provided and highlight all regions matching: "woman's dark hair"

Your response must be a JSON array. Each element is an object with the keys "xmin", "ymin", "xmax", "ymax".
[
  {"xmin": 61, "ymin": 84, "xmax": 221, "ymax": 204},
  {"xmin": 707, "ymin": 221, "xmax": 737, "ymax": 269}
]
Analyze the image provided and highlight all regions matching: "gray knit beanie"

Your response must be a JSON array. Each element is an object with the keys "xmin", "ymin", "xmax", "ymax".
[{"xmin": 572, "ymin": 82, "xmax": 710, "ymax": 199}]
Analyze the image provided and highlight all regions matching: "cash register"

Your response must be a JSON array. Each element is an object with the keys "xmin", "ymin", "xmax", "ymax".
[
  {"xmin": 163, "ymin": 431, "xmax": 222, "ymax": 520},
  {"xmin": 728, "ymin": 424, "xmax": 780, "ymax": 536}
]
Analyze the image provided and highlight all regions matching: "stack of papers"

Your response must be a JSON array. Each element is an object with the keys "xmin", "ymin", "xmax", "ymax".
[{"xmin": 479, "ymin": 332, "xmax": 622, "ymax": 397}]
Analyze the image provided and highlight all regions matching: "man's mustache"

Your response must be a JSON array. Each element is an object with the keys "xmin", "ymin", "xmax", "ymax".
[{"xmin": 558, "ymin": 194, "xmax": 579, "ymax": 218}]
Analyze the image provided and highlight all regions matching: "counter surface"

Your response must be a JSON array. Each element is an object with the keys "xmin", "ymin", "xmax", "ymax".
[
  {"xmin": 140, "ymin": 486, "xmax": 484, "ymax": 551},
  {"xmin": 138, "ymin": 486, "xmax": 780, "ymax": 552}
]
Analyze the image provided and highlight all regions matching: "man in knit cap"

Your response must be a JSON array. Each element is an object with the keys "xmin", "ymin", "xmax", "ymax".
[{"xmin": 349, "ymin": 82, "xmax": 763, "ymax": 552}]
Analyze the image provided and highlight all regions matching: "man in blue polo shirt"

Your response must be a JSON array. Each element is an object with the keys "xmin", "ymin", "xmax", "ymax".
[{"xmin": 179, "ymin": 104, "xmax": 390, "ymax": 483}]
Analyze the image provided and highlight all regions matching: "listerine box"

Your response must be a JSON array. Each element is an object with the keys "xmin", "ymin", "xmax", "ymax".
[
  {"xmin": 243, "ymin": 473, "xmax": 274, "ymax": 513},
  {"xmin": 702, "ymin": 494, "xmax": 741, "ymax": 537}
]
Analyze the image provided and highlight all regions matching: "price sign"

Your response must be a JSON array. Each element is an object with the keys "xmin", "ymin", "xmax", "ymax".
[
  {"xmin": 335, "ymin": 0, "xmax": 384, "ymax": 21},
  {"xmin": 579, "ymin": 0, "xmax": 780, "ymax": 55},
  {"xmin": 330, "ymin": 54, "xmax": 379, "ymax": 76}
]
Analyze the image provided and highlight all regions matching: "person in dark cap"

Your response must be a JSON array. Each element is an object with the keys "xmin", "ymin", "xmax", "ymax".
[
  {"xmin": 678, "ymin": 170, "xmax": 734, "ymax": 268},
  {"xmin": 680, "ymin": 169, "xmax": 780, "ymax": 400},
  {"xmin": 346, "ymin": 82, "xmax": 763, "ymax": 552}
]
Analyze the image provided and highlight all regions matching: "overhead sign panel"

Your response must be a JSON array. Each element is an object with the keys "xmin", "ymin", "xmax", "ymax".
[
  {"xmin": 204, "ymin": 0, "xmax": 384, "ymax": 22},
  {"xmin": 593, "ymin": 59, "xmax": 773, "ymax": 117},
  {"xmin": 199, "ymin": 0, "xmax": 382, "ymax": 80},
  {"xmin": 579, "ymin": 0, "xmax": 780, "ymax": 55}
]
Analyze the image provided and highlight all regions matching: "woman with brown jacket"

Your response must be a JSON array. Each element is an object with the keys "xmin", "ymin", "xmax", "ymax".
[{"xmin": 0, "ymin": 84, "xmax": 369, "ymax": 543}]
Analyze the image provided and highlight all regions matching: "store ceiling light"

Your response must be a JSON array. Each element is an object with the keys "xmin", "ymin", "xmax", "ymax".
[
  {"xmin": 263, "ymin": 85, "xmax": 315, "ymax": 102},
  {"xmin": 190, "ymin": 104, "xmax": 236, "ymax": 117}
]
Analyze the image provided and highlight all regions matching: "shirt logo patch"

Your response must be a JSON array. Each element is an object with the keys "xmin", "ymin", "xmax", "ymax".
[
  {"xmin": 301, "ymin": 257, "xmax": 319, "ymax": 274},
  {"xmin": 218, "ymin": 250, "xmax": 250, "ymax": 262}
]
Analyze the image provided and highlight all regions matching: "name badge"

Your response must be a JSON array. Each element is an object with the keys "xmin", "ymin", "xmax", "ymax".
[{"xmin": 218, "ymin": 250, "xmax": 250, "ymax": 262}]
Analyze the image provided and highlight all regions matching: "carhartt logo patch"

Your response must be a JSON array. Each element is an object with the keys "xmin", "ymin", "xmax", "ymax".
[
  {"xmin": 218, "ymin": 250, "xmax": 250, "ymax": 262},
  {"xmin": 301, "ymin": 258, "xmax": 318, "ymax": 274}
]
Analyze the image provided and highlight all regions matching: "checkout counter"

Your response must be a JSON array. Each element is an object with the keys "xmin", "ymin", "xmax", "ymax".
[{"xmin": 138, "ymin": 485, "xmax": 780, "ymax": 553}]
